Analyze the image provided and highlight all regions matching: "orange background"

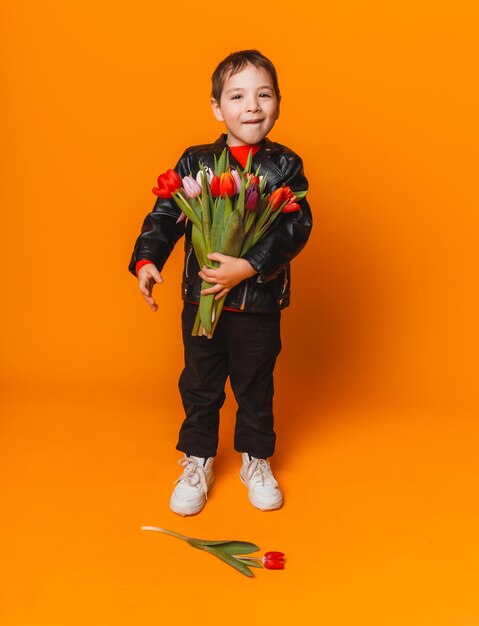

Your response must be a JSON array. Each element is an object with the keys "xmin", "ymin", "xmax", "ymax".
[{"xmin": 1, "ymin": 1, "xmax": 478, "ymax": 624}]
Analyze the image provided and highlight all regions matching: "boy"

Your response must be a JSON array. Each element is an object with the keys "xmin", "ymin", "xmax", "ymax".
[{"xmin": 128, "ymin": 50, "xmax": 312, "ymax": 515}]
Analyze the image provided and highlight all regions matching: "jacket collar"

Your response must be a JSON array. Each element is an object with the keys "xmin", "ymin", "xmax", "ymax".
[{"xmin": 212, "ymin": 133, "xmax": 283, "ymax": 180}]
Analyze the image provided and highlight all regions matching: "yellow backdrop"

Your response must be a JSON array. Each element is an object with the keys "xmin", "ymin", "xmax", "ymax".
[{"xmin": 1, "ymin": 0, "xmax": 478, "ymax": 624}]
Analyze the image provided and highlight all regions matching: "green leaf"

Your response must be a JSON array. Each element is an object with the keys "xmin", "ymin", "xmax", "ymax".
[
  {"xmin": 259, "ymin": 172, "xmax": 268, "ymax": 193},
  {"xmin": 243, "ymin": 210, "xmax": 256, "ymax": 237},
  {"xmin": 240, "ymin": 227, "xmax": 255, "ymax": 256},
  {"xmin": 190, "ymin": 540, "xmax": 260, "ymax": 554},
  {"xmin": 244, "ymin": 148, "xmax": 253, "ymax": 174},
  {"xmin": 236, "ymin": 173, "xmax": 246, "ymax": 219},
  {"xmin": 237, "ymin": 558, "xmax": 263, "ymax": 569},
  {"xmin": 221, "ymin": 211, "xmax": 245, "ymax": 257},
  {"xmin": 202, "ymin": 546, "xmax": 255, "ymax": 577},
  {"xmin": 192, "ymin": 223, "xmax": 207, "ymax": 269},
  {"xmin": 199, "ymin": 287, "xmax": 214, "ymax": 332},
  {"xmin": 217, "ymin": 147, "xmax": 228, "ymax": 173},
  {"xmin": 209, "ymin": 296, "xmax": 226, "ymax": 336},
  {"xmin": 294, "ymin": 189, "xmax": 308, "ymax": 199},
  {"xmin": 171, "ymin": 192, "xmax": 202, "ymax": 230},
  {"xmin": 191, "ymin": 307, "xmax": 202, "ymax": 335},
  {"xmin": 211, "ymin": 197, "xmax": 225, "ymax": 252},
  {"xmin": 224, "ymin": 193, "xmax": 232, "ymax": 222}
]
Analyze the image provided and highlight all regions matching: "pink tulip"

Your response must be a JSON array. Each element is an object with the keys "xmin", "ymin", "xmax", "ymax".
[
  {"xmin": 182, "ymin": 175, "xmax": 202, "ymax": 198},
  {"xmin": 230, "ymin": 168, "xmax": 242, "ymax": 193}
]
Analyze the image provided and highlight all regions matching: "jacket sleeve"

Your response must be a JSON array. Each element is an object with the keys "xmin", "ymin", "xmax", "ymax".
[
  {"xmin": 128, "ymin": 149, "xmax": 191, "ymax": 277},
  {"xmin": 241, "ymin": 155, "xmax": 313, "ymax": 284}
]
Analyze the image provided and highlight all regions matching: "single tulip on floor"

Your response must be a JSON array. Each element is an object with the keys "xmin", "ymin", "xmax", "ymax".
[{"xmin": 141, "ymin": 526, "xmax": 286, "ymax": 578}]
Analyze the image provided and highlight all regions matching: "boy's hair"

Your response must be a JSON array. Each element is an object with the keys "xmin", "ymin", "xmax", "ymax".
[{"xmin": 211, "ymin": 49, "xmax": 281, "ymax": 104}]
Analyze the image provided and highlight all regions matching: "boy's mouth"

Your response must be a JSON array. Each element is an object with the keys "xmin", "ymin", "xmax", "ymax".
[{"xmin": 244, "ymin": 120, "xmax": 263, "ymax": 124}]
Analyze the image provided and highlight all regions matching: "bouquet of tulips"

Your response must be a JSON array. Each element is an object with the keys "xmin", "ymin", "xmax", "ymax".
[{"xmin": 153, "ymin": 147, "xmax": 307, "ymax": 338}]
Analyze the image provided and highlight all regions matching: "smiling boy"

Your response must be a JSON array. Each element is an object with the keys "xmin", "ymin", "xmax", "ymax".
[{"xmin": 129, "ymin": 50, "xmax": 312, "ymax": 516}]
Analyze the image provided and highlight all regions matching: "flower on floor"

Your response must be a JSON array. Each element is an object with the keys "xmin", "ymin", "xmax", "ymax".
[
  {"xmin": 262, "ymin": 551, "xmax": 285, "ymax": 569},
  {"xmin": 141, "ymin": 526, "xmax": 286, "ymax": 578}
]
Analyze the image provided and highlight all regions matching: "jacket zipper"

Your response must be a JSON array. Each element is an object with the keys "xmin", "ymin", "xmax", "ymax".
[
  {"xmin": 278, "ymin": 270, "xmax": 288, "ymax": 305},
  {"xmin": 185, "ymin": 244, "xmax": 194, "ymax": 278},
  {"xmin": 240, "ymin": 281, "xmax": 248, "ymax": 311}
]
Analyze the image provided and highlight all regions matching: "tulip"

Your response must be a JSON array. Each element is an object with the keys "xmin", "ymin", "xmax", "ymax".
[
  {"xmin": 246, "ymin": 173, "xmax": 260, "ymax": 187},
  {"xmin": 152, "ymin": 169, "xmax": 182, "ymax": 198},
  {"xmin": 230, "ymin": 168, "xmax": 242, "ymax": 193},
  {"xmin": 219, "ymin": 172, "xmax": 236, "ymax": 198},
  {"xmin": 210, "ymin": 175, "xmax": 221, "ymax": 197},
  {"xmin": 282, "ymin": 201, "xmax": 301, "ymax": 213},
  {"xmin": 268, "ymin": 187, "xmax": 286, "ymax": 211},
  {"xmin": 268, "ymin": 186, "xmax": 295, "ymax": 211},
  {"xmin": 182, "ymin": 175, "xmax": 202, "ymax": 198},
  {"xmin": 263, "ymin": 551, "xmax": 285, "ymax": 570},
  {"xmin": 245, "ymin": 185, "xmax": 259, "ymax": 211},
  {"xmin": 196, "ymin": 167, "xmax": 214, "ymax": 186}
]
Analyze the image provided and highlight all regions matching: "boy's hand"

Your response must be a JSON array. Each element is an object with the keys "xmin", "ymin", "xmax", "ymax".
[
  {"xmin": 198, "ymin": 253, "xmax": 257, "ymax": 300},
  {"xmin": 137, "ymin": 263, "xmax": 163, "ymax": 312}
]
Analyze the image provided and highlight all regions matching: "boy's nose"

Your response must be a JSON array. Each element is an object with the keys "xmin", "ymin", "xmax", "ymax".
[{"xmin": 245, "ymin": 99, "xmax": 261, "ymax": 112}]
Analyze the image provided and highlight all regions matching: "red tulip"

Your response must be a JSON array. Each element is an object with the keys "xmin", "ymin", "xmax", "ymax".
[
  {"xmin": 246, "ymin": 173, "xmax": 260, "ymax": 187},
  {"xmin": 210, "ymin": 175, "xmax": 221, "ymax": 197},
  {"xmin": 152, "ymin": 169, "xmax": 182, "ymax": 198},
  {"xmin": 263, "ymin": 551, "xmax": 285, "ymax": 570},
  {"xmin": 219, "ymin": 172, "xmax": 236, "ymax": 198},
  {"xmin": 268, "ymin": 186, "xmax": 295, "ymax": 211},
  {"xmin": 282, "ymin": 200, "xmax": 301, "ymax": 213},
  {"xmin": 267, "ymin": 187, "xmax": 284, "ymax": 211}
]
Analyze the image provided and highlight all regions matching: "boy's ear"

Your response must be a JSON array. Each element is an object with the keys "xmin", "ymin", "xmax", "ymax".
[{"xmin": 211, "ymin": 98, "xmax": 224, "ymax": 122}]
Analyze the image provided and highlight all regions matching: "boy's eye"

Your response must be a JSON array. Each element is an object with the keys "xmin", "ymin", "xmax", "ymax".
[{"xmin": 230, "ymin": 93, "xmax": 272, "ymax": 100}]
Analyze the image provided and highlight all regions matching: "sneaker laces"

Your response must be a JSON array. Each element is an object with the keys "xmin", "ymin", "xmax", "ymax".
[
  {"xmin": 174, "ymin": 457, "xmax": 210, "ymax": 499},
  {"xmin": 244, "ymin": 457, "xmax": 278, "ymax": 488}
]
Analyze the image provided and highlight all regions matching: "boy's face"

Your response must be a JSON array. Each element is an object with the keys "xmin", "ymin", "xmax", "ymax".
[{"xmin": 211, "ymin": 63, "xmax": 280, "ymax": 147}]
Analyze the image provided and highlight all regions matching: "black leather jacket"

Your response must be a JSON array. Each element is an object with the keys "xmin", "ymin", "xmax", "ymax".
[{"xmin": 128, "ymin": 133, "xmax": 313, "ymax": 313}]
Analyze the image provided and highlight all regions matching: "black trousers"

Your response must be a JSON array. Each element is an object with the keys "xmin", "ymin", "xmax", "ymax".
[{"xmin": 176, "ymin": 302, "xmax": 282, "ymax": 459}]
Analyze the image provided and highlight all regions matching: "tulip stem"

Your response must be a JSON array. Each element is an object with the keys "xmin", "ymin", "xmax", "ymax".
[{"xmin": 141, "ymin": 526, "xmax": 191, "ymax": 542}]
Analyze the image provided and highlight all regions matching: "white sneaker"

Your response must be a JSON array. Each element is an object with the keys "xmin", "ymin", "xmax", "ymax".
[
  {"xmin": 240, "ymin": 453, "xmax": 283, "ymax": 511},
  {"xmin": 170, "ymin": 455, "xmax": 215, "ymax": 516}
]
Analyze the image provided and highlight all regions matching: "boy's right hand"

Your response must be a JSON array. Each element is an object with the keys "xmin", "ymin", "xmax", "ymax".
[{"xmin": 137, "ymin": 263, "xmax": 163, "ymax": 312}]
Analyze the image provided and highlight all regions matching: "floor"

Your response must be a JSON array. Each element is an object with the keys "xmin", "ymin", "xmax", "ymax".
[{"xmin": 1, "ymin": 383, "xmax": 478, "ymax": 625}]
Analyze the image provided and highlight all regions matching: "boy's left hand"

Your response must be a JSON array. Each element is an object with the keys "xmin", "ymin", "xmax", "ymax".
[{"xmin": 199, "ymin": 253, "xmax": 257, "ymax": 300}]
